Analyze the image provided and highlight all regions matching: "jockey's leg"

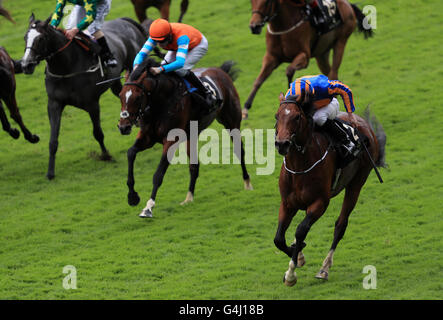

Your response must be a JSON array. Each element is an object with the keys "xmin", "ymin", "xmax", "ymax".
[
  {"xmin": 91, "ymin": 0, "xmax": 117, "ymax": 67},
  {"xmin": 94, "ymin": 31, "xmax": 118, "ymax": 67}
]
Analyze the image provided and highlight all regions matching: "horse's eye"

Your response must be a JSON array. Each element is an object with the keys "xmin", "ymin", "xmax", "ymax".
[{"xmin": 294, "ymin": 114, "xmax": 301, "ymax": 121}]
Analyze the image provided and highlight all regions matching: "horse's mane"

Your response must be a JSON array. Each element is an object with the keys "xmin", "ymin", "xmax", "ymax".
[{"xmin": 130, "ymin": 57, "xmax": 161, "ymax": 81}]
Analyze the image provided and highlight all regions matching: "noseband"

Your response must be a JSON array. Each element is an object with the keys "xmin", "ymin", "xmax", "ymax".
[
  {"xmin": 252, "ymin": 0, "xmax": 279, "ymax": 25},
  {"xmin": 121, "ymin": 80, "xmax": 154, "ymax": 124}
]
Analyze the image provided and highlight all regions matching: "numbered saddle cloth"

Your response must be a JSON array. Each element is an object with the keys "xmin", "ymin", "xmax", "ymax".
[{"xmin": 309, "ymin": 0, "xmax": 343, "ymax": 34}]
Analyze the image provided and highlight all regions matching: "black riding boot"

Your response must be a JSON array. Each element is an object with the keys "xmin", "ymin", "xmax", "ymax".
[
  {"xmin": 97, "ymin": 36, "xmax": 118, "ymax": 68},
  {"xmin": 183, "ymin": 70, "xmax": 216, "ymax": 109},
  {"xmin": 322, "ymin": 119, "xmax": 357, "ymax": 156},
  {"xmin": 310, "ymin": 0, "xmax": 329, "ymax": 32}
]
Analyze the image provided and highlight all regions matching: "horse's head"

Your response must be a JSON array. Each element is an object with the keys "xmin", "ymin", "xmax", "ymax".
[
  {"xmin": 250, "ymin": 0, "xmax": 279, "ymax": 34},
  {"xmin": 21, "ymin": 13, "xmax": 57, "ymax": 74},
  {"xmin": 275, "ymin": 92, "xmax": 313, "ymax": 156}
]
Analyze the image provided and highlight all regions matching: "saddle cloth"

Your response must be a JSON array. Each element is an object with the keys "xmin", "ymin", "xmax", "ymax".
[
  {"xmin": 308, "ymin": 0, "xmax": 342, "ymax": 34},
  {"xmin": 183, "ymin": 75, "xmax": 223, "ymax": 103}
]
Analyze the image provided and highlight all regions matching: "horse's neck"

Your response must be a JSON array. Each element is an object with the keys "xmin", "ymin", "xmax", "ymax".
[
  {"xmin": 46, "ymin": 34, "xmax": 92, "ymax": 73},
  {"xmin": 287, "ymin": 133, "xmax": 329, "ymax": 171},
  {"xmin": 269, "ymin": 2, "xmax": 305, "ymax": 31}
]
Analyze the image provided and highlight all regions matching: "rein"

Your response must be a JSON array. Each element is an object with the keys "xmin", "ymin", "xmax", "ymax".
[
  {"xmin": 120, "ymin": 80, "xmax": 154, "ymax": 124},
  {"xmin": 267, "ymin": 18, "xmax": 306, "ymax": 36},
  {"xmin": 283, "ymin": 138, "xmax": 331, "ymax": 175}
]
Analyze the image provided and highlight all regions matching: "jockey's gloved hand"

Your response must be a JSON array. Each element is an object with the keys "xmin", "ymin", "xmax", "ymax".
[{"xmin": 150, "ymin": 67, "xmax": 164, "ymax": 75}]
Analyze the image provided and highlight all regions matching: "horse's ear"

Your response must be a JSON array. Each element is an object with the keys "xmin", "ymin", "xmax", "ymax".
[
  {"xmin": 137, "ymin": 71, "xmax": 148, "ymax": 83},
  {"xmin": 43, "ymin": 15, "xmax": 52, "ymax": 27},
  {"xmin": 29, "ymin": 13, "xmax": 35, "ymax": 25},
  {"xmin": 279, "ymin": 92, "xmax": 285, "ymax": 104},
  {"xmin": 124, "ymin": 70, "xmax": 130, "ymax": 82}
]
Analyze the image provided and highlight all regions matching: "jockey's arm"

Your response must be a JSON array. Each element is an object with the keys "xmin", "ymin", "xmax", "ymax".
[
  {"xmin": 161, "ymin": 35, "xmax": 190, "ymax": 73},
  {"xmin": 328, "ymin": 80, "xmax": 358, "ymax": 126},
  {"xmin": 133, "ymin": 37, "xmax": 157, "ymax": 69},
  {"xmin": 76, "ymin": 0, "xmax": 97, "ymax": 31},
  {"xmin": 50, "ymin": 0, "xmax": 67, "ymax": 28}
]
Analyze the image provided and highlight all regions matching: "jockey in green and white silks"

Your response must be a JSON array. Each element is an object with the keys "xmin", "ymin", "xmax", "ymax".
[{"xmin": 50, "ymin": 0, "xmax": 117, "ymax": 67}]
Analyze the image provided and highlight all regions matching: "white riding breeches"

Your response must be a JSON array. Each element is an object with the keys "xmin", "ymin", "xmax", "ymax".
[
  {"xmin": 162, "ymin": 35, "xmax": 208, "ymax": 77},
  {"xmin": 67, "ymin": 0, "xmax": 111, "ymax": 35},
  {"xmin": 312, "ymin": 97, "xmax": 340, "ymax": 126}
]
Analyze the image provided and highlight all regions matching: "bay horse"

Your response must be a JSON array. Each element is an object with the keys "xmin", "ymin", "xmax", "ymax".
[
  {"xmin": 20, "ymin": 14, "xmax": 147, "ymax": 179},
  {"xmin": 118, "ymin": 58, "xmax": 253, "ymax": 218},
  {"xmin": 131, "ymin": 0, "xmax": 189, "ymax": 24},
  {"xmin": 0, "ymin": 47, "xmax": 39, "ymax": 143},
  {"xmin": 243, "ymin": 0, "xmax": 373, "ymax": 119},
  {"xmin": 274, "ymin": 93, "xmax": 386, "ymax": 285}
]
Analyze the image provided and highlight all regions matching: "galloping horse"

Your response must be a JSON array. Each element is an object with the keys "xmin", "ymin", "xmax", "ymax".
[
  {"xmin": 131, "ymin": 0, "xmax": 189, "ymax": 24},
  {"xmin": 274, "ymin": 93, "xmax": 386, "ymax": 285},
  {"xmin": 118, "ymin": 58, "xmax": 252, "ymax": 218},
  {"xmin": 244, "ymin": 0, "xmax": 373, "ymax": 119},
  {"xmin": 0, "ymin": 47, "xmax": 39, "ymax": 143},
  {"xmin": 21, "ymin": 14, "xmax": 146, "ymax": 179}
]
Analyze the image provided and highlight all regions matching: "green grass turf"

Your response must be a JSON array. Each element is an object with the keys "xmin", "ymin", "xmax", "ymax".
[{"xmin": 0, "ymin": 0, "xmax": 442, "ymax": 299}]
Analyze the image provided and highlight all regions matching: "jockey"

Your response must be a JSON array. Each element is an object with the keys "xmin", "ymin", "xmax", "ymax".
[
  {"xmin": 50, "ymin": 0, "xmax": 118, "ymax": 68},
  {"xmin": 133, "ymin": 18, "xmax": 215, "ymax": 108},
  {"xmin": 285, "ymin": 74, "xmax": 358, "ymax": 156},
  {"xmin": 290, "ymin": 0, "xmax": 329, "ymax": 31}
]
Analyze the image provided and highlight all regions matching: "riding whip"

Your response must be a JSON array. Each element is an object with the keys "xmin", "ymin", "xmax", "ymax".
[{"xmin": 96, "ymin": 76, "xmax": 124, "ymax": 85}]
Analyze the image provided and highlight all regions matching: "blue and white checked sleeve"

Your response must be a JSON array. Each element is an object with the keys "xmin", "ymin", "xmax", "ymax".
[
  {"xmin": 162, "ymin": 35, "xmax": 189, "ymax": 73},
  {"xmin": 133, "ymin": 37, "xmax": 157, "ymax": 67}
]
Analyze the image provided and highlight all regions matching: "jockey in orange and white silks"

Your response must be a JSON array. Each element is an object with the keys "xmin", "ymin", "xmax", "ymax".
[
  {"xmin": 133, "ymin": 18, "xmax": 215, "ymax": 108},
  {"xmin": 286, "ymin": 74, "xmax": 359, "ymax": 156}
]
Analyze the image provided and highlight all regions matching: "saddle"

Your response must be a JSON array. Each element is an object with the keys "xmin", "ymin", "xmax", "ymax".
[
  {"xmin": 183, "ymin": 75, "xmax": 223, "ymax": 113},
  {"xmin": 305, "ymin": 0, "xmax": 342, "ymax": 35},
  {"xmin": 73, "ymin": 32, "xmax": 101, "ymax": 55}
]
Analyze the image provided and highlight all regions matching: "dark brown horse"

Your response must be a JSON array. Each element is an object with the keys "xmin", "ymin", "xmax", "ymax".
[
  {"xmin": 118, "ymin": 58, "xmax": 252, "ymax": 218},
  {"xmin": 131, "ymin": 0, "xmax": 189, "ymax": 24},
  {"xmin": 274, "ymin": 93, "xmax": 386, "ymax": 285},
  {"xmin": 244, "ymin": 0, "xmax": 373, "ymax": 119},
  {"xmin": 0, "ymin": 47, "xmax": 39, "ymax": 143}
]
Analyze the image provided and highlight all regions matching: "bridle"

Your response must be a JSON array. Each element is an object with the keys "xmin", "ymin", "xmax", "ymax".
[
  {"xmin": 252, "ymin": 0, "xmax": 279, "ymax": 26},
  {"xmin": 278, "ymin": 96, "xmax": 308, "ymax": 153},
  {"xmin": 120, "ymin": 79, "xmax": 155, "ymax": 125}
]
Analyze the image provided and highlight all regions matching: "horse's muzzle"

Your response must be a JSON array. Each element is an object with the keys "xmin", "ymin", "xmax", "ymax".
[
  {"xmin": 275, "ymin": 139, "xmax": 291, "ymax": 156},
  {"xmin": 250, "ymin": 24, "xmax": 263, "ymax": 35},
  {"xmin": 118, "ymin": 123, "xmax": 132, "ymax": 135},
  {"xmin": 21, "ymin": 61, "xmax": 37, "ymax": 75}
]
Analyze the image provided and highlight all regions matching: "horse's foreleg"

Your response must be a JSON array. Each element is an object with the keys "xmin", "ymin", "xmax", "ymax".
[
  {"xmin": 88, "ymin": 103, "xmax": 111, "ymax": 161},
  {"xmin": 140, "ymin": 142, "xmax": 173, "ymax": 218},
  {"xmin": 243, "ymin": 53, "xmax": 279, "ymax": 119},
  {"xmin": 133, "ymin": 1, "xmax": 148, "ymax": 23},
  {"xmin": 286, "ymin": 52, "xmax": 309, "ymax": 88},
  {"xmin": 178, "ymin": 0, "xmax": 189, "ymax": 22},
  {"xmin": 274, "ymin": 203, "xmax": 298, "ymax": 286},
  {"xmin": 47, "ymin": 100, "xmax": 65, "ymax": 180},
  {"xmin": 4, "ymin": 95, "xmax": 39, "ymax": 143},
  {"xmin": 181, "ymin": 140, "xmax": 199, "ymax": 205},
  {"xmin": 315, "ymin": 50, "xmax": 331, "ymax": 77},
  {"xmin": 0, "ymin": 101, "xmax": 19, "ymax": 139}
]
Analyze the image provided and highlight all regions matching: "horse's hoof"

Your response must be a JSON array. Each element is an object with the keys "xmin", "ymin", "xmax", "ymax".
[
  {"xmin": 27, "ymin": 134, "xmax": 40, "ymax": 144},
  {"xmin": 100, "ymin": 153, "xmax": 113, "ymax": 161},
  {"xmin": 46, "ymin": 173, "xmax": 55, "ymax": 180},
  {"xmin": 241, "ymin": 108, "xmax": 248, "ymax": 120},
  {"xmin": 9, "ymin": 128, "xmax": 20, "ymax": 139},
  {"xmin": 180, "ymin": 192, "xmax": 194, "ymax": 205},
  {"xmin": 283, "ymin": 274, "xmax": 297, "ymax": 287},
  {"xmin": 244, "ymin": 178, "xmax": 253, "ymax": 190},
  {"xmin": 139, "ymin": 209, "xmax": 153, "ymax": 218},
  {"xmin": 128, "ymin": 192, "xmax": 140, "ymax": 206},
  {"xmin": 315, "ymin": 270, "xmax": 329, "ymax": 280}
]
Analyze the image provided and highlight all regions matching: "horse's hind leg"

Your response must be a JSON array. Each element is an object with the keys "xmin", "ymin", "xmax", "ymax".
[
  {"xmin": 4, "ymin": 95, "xmax": 39, "ymax": 143},
  {"xmin": 316, "ymin": 50, "xmax": 331, "ymax": 76},
  {"xmin": 316, "ymin": 171, "xmax": 370, "ymax": 280},
  {"xmin": 158, "ymin": 0, "xmax": 171, "ymax": 20},
  {"xmin": 178, "ymin": 0, "xmax": 189, "ymax": 22},
  {"xmin": 0, "ymin": 100, "xmax": 19, "ymax": 139},
  {"xmin": 181, "ymin": 140, "xmax": 199, "ymax": 205},
  {"xmin": 88, "ymin": 103, "xmax": 112, "ymax": 161}
]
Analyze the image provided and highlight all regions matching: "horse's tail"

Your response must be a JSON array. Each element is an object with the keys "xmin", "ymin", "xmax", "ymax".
[
  {"xmin": 350, "ymin": 3, "xmax": 373, "ymax": 39},
  {"xmin": 364, "ymin": 106, "xmax": 387, "ymax": 168},
  {"xmin": 220, "ymin": 60, "xmax": 240, "ymax": 82}
]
